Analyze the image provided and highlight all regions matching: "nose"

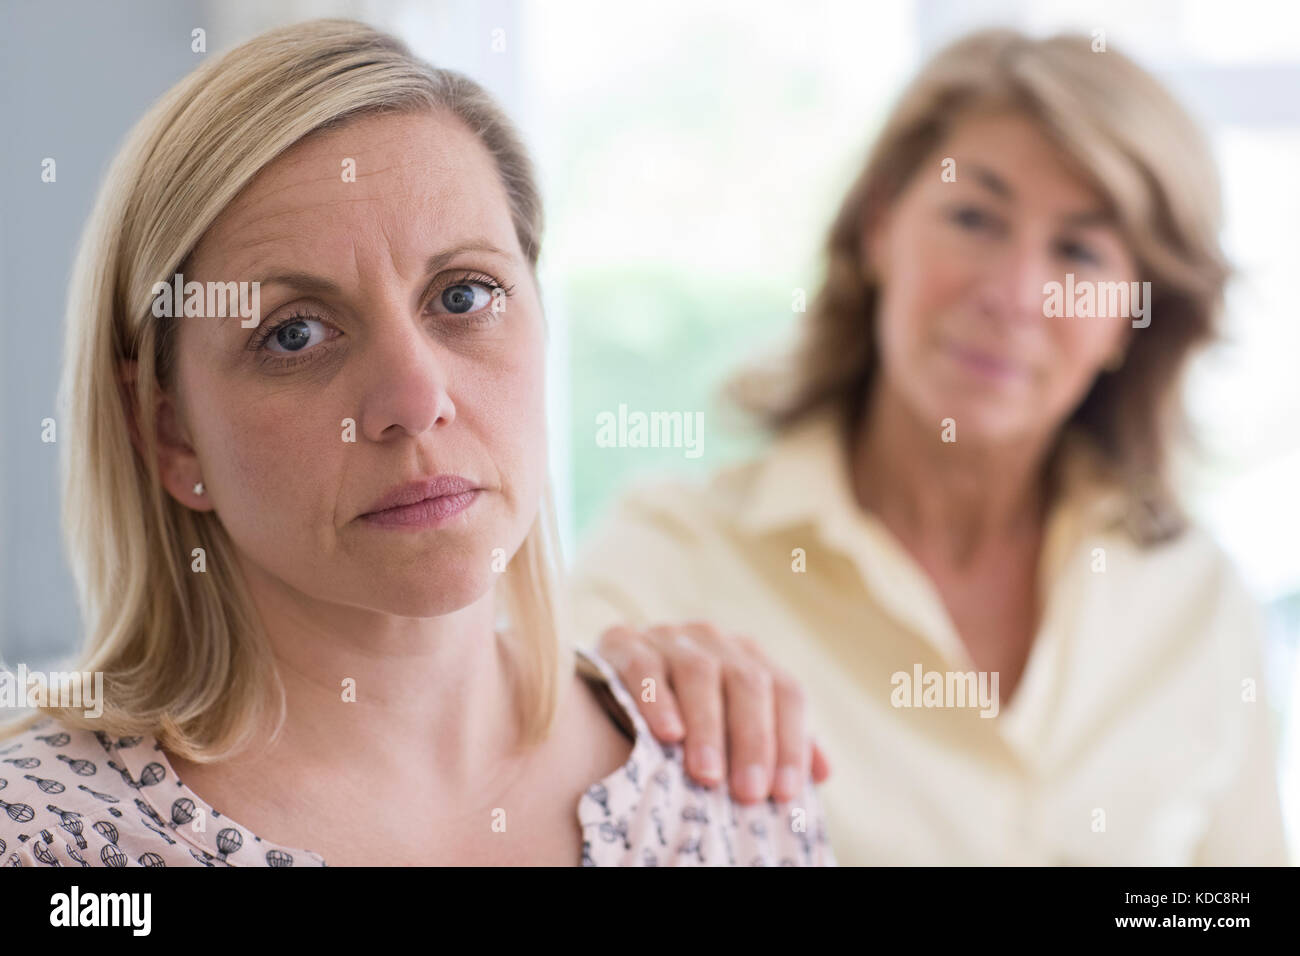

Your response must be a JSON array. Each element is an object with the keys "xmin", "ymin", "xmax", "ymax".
[
  {"xmin": 355, "ymin": 302, "xmax": 456, "ymax": 442},
  {"xmin": 975, "ymin": 235, "xmax": 1055, "ymax": 329}
]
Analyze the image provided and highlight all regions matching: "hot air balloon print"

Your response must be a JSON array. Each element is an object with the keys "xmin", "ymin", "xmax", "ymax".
[
  {"xmin": 24, "ymin": 774, "xmax": 64, "ymax": 794},
  {"xmin": 598, "ymin": 816, "xmax": 631, "ymax": 850},
  {"xmin": 99, "ymin": 843, "xmax": 127, "ymax": 867},
  {"xmin": 170, "ymin": 797, "xmax": 196, "ymax": 826},
  {"xmin": 677, "ymin": 836, "xmax": 705, "ymax": 863},
  {"xmin": 92, "ymin": 820, "xmax": 118, "ymax": 845},
  {"xmin": 46, "ymin": 805, "xmax": 86, "ymax": 848},
  {"xmin": 32, "ymin": 840, "xmax": 60, "ymax": 866},
  {"xmin": 104, "ymin": 760, "xmax": 137, "ymax": 787},
  {"xmin": 56, "ymin": 754, "xmax": 96, "ymax": 776},
  {"xmin": 586, "ymin": 782, "xmax": 610, "ymax": 816},
  {"xmin": 681, "ymin": 804, "xmax": 709, "ymax": 825},
  {"xmin": 75, "ymin": 783, "xmax": 118, "ymax": 803},
  {"xmin": 140, "ymin": 819, "xmax": 176, "ymax": 845},
  {"xmin": 135, "ymin": 798, "xmax": 163, "ymax": 827},
  {"xmin": 0, "ymin": 799, "xmax": 34, "ymax": 823},
  {"xmin": 216, "ymin": 827, "xmax": 243, "ymax": 860}
]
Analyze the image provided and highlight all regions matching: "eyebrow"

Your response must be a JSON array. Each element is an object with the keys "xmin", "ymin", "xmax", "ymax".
[
  {"xmin": 249, "ymin": 241, "xmax": 513, "ymax": 295},
  {"xmin": 966, "ymin": 164, "xmax": 1115, "ymax": 227},
  {"xmin": 969, "ymin": 164, "xmax": 1013, "ymax": 200}
]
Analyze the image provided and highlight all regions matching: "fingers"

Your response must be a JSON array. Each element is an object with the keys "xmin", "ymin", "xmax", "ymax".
[
  {"xmin": 810, "ymin": 737, "xmax": 832, "ymax": 783},
  {"xmin": 718, "ymin": 644, "xmax": 777, "ymax": 805},
  {"xmin": 717, "ymin": 630, "xmax": 807, "ymax": 803},
  {"xmin": 770, "ymin": 673, "xmax": 809, "ymax": 802},
  {"xmin": 598, "ymin": 621, "xmax": 824, "ymax": 802},
  {"xmin": 596, "ymin": 625, "xmax": 685, "ymax": 742},
  {"xmin": 651, "ymin": 624, "xmax": 726, "ymax": 787}
]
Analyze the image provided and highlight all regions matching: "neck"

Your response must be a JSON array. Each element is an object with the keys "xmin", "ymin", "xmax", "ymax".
[
  {"xmin": 851, "ymin": 377, "xmax": 1053, "ymax": 565},
  {"xmin": 235, "ymin": 567, "xmax": 552, "ymax": 797}
]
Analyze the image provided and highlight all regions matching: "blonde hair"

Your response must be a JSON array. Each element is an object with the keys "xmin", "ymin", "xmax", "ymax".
[
  {"xmin": 729, "ymin": 29, "xmax": 1230, "ymax": 543},
  {"xmin": 3, "ymin": 19, "xmax": 564, "ymax": 758}
]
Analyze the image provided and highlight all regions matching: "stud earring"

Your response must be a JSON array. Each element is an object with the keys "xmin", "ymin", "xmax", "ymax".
[{"xmin": 193, "ymin": 481, "xmax": 205, "ymax": 496}]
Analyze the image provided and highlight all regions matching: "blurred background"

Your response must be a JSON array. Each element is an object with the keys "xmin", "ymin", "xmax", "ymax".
[{"xmin": 2, "ymin": 0, "xmax": 1297, "ymax": 857}]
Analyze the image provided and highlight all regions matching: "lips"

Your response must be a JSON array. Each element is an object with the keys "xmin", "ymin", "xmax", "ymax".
[
  {"xmin": 359, "ymin": 475, "xmax": 480, "ymax": 519},
  {"xmin": 942, "ymin": 340, "xmax": 1027, "ymax": 381}
]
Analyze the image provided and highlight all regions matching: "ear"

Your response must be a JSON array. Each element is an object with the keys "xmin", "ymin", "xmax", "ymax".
[{"xmin": 119, "ymin": 358, "xmax": 211, "ymax": 511}]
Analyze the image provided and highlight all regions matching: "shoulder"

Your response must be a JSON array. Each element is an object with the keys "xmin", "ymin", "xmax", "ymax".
[
  {"xmin": 579, "ymin": 411, "xmax": 844, "ymax": 546},
  {"xmin": 1116, "ymin": 518, "xmax": 1266, "ymax": 631},
  {"xmin": 567, "ymin": 458, "xmax": 771, "ymax": 627},
  {"xmin": 574, "ymin": 648, "xmax": 835, "ymax": 866},
  {"xmin": 1164, "ymin": 522, "xmax": 1273, "ymax": 670},
  {"xmin": 0, "ymin": 717, "xmax": 200, "ymax": 867}
]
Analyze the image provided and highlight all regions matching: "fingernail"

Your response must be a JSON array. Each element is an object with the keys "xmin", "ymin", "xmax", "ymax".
[
  {"xmin": 741, "ymin": 763, "xmax": 766, "ymax": 800},
  {"xmin": 660, "ymin": 713, "xmax": 684, "ymax": 738},
  {"xmin": 695, "ymin": 745, "xmax": 723, "ymax": 780},
  {"xmin": 775, "ymin": 765, "xmax": 799, "ymax": 799}
]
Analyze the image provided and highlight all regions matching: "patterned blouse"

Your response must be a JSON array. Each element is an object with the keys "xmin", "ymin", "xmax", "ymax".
[{"xmin": 0, "ymin": 648, "xmax": 835, "ymax": 866}]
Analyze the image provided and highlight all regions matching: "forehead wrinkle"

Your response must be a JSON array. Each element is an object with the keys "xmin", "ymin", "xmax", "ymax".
[
  {"xmin": 216, "ymin": 195, "xmax": 404, "ymax": 280},
  {"xmin": 220, "ymin": 164, "xmax": 343, "ymax": 225},
  {"xmin": 204, "ymin": 122, "xmax": 501, "ymax": 284}
]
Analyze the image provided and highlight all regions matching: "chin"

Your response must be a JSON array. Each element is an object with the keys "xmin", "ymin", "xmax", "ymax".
[
  {"xmin": 917, "ymin": 387, "xmax": 1035, "ymax": 446},
  {"xmin": 363, "ymin": 566, "xmax": 496, "ymax": 618},
  {"xmin": 950, "ymin": 408, "xmax": 1038, "ymax": 446}
]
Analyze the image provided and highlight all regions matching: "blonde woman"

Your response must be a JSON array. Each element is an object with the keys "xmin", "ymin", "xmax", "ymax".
[
  {"xmin": 573, "ymin": 30, "xmax": 1289, "ymax": 866},
  {"xmin": 0, "ymin": 20, "xmax": 833, "ymax": 867}
]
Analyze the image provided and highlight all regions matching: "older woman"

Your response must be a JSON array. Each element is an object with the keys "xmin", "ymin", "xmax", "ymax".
[
  {"xmin": 572, "ymin": 30, "xmax": 1289, "ymax": 866},
  {"xmin": 0, "ymin": 20, "xmax": 832, "ymax": 867}
]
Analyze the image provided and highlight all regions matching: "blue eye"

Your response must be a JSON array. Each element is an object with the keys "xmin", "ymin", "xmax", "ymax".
[
  {"xmin": 438, "ymin": 283, "xmax": 492, "ymax": 314},
  {"xmin": 951, "ymin": 206, "xmax": 994, "ymax": 231},
  {"xmin": 265, "ymin": 316, "xmax": 328, "ymax": 353},
  {"xmin": 1058, "ymin": 240, "xmax": 1101, "ymax": 266}
]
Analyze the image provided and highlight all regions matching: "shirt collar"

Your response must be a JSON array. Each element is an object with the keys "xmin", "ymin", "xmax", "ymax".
[{"xmin": 737, "ymin": 407, "xmax": 858, "ymax": 538}]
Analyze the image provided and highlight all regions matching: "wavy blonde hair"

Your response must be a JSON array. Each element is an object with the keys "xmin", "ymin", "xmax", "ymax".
[
  {"xmin": 729, "ymin": 29, "xmax": 1230, "ymax": 544},
  {"xmin": 2, "ymin": 19, "xmax": 564, "ymax": 758}
]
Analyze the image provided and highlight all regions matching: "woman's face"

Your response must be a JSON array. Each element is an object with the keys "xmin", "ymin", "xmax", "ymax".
[
  {"xmin": 160, "ymin": 109, "xmax": 547, "ymax": 618},
  {"xmin": 865, "ymin": 110, "xmax": 1138, "ymax": 447}
]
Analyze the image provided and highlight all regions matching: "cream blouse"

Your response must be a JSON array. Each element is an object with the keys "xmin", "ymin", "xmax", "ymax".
[{"xmin": 569, "ymin": 408, "xmax": 1290, "ymax": 866}]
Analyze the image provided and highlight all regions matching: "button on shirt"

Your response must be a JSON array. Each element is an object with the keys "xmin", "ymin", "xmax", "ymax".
[{"xmin": 568, "ymin": 408, "xmax": 1289, "ymax": 865}]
